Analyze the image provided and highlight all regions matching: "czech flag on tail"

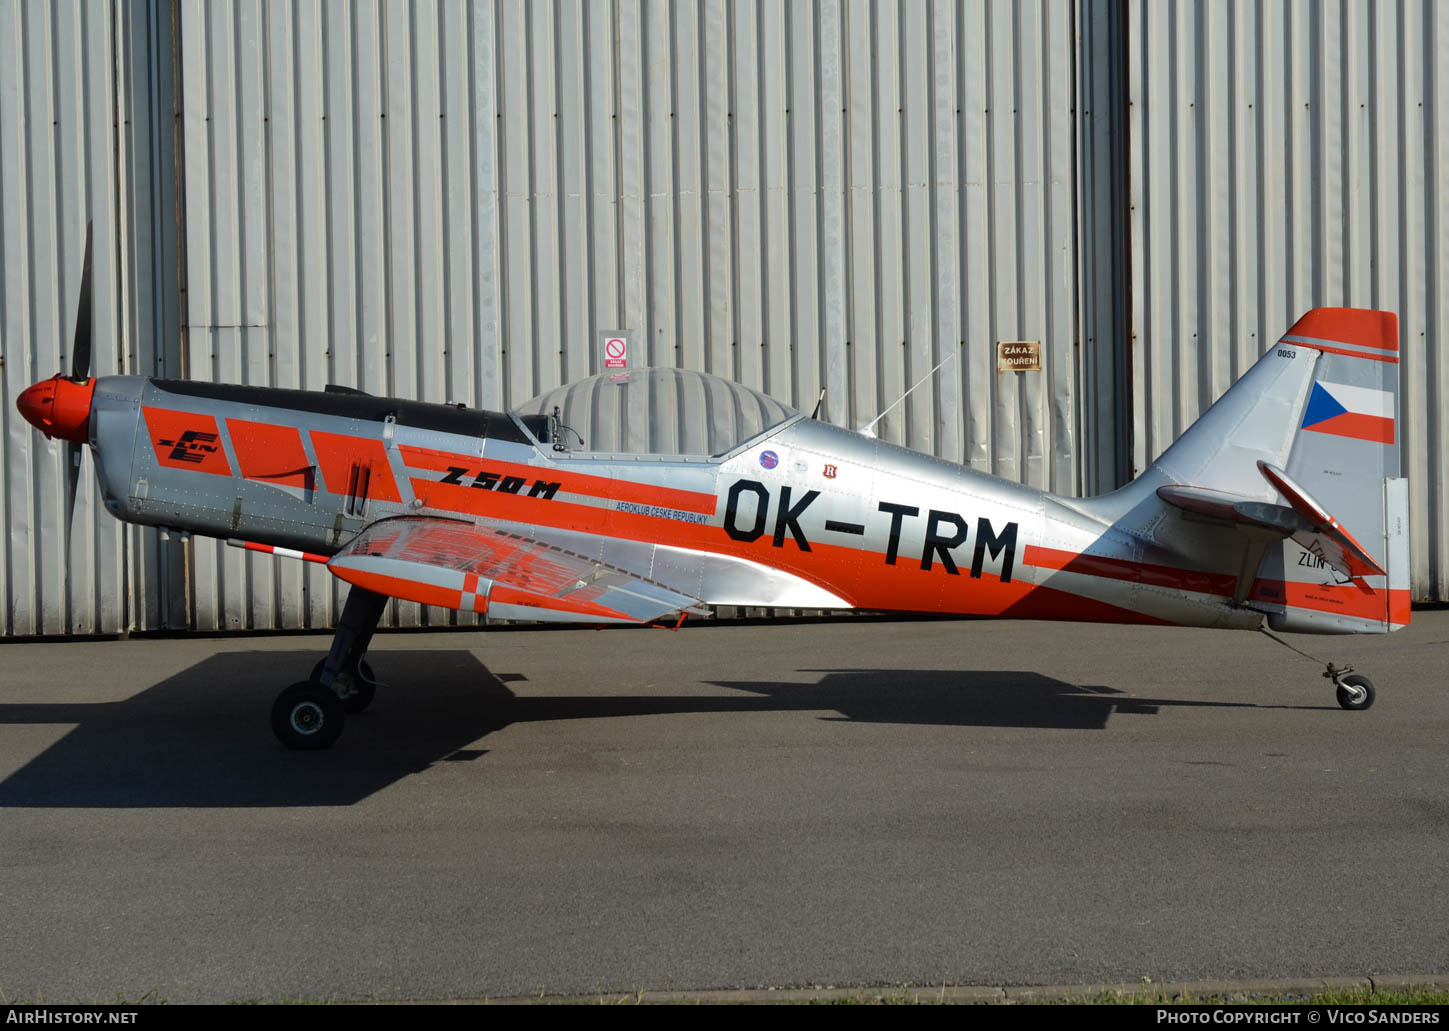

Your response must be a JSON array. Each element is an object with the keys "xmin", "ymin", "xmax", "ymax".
[{"xmin": 1300, "ymin": 381, "xmax": 1396, "ymax": 444}]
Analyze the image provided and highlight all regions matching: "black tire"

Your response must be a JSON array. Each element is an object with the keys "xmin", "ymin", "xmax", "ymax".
[
  {"xmin": 272, "ymin": 681, "xmax": 346, "ymax": 749},
  {"xmin": 1336, "ymin": 674, "xmax": 1376, "ymax": 711},
  {"xmin": 309, "ymin": 657, "xmax": 377, "ymax": 714}
]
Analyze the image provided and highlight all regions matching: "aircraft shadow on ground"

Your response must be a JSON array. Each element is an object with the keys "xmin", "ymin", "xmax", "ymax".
[{"xmin": 0, "ymin": 651, "xmax": 1300, "ymax": 808}]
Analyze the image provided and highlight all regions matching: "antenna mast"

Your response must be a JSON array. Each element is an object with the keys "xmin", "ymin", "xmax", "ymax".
[{"xmin": 857, "ymin": 343, "xmax": 963, "ymax": 439}]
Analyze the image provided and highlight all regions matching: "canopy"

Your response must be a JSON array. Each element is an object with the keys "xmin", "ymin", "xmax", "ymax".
[{"xmin": 512, "ymin": 368, "xmax": 798, "ymax": 457}]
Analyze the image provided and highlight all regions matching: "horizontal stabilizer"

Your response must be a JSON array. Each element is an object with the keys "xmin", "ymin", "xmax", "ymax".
[
  {"xmin": 1157, "ymin": 465, "xmax": 1387, "ymax": 595},
  {"xmin": 1155, "ymin": 485, "xmax": 1305, "ymax": 535}
]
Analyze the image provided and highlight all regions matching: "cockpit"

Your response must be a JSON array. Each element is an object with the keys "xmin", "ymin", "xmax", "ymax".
[{"xmin": 510, "ymin": 367, "xmax": 799, "ymax": 459}]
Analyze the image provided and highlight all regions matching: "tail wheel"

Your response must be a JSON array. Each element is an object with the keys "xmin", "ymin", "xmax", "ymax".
[
  {"xmin": 272, "ymin": 681, "xmax": 346, "ymax": 749},
  {"xmin": 310, "ymin": 658, "xmax": 378, "ymax": 714},
  {"xmin": 1335, "ymin": 674, "xmax": 1376, "ymax": 711}
]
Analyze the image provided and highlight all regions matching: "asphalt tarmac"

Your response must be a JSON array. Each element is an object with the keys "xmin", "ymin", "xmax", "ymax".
[{"xmin": 1, "ymin": 612, "xmax": 1446, "ymax": 1002}]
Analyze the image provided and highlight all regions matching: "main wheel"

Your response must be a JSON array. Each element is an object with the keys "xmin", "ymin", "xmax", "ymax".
[
  {"xmin": 272, "ymin": 681, "xmax": 346, "ymax": 749},
  {"xmin": 1335, "ymin": 674, "xmax": 1376, "ymax": 711},
  {"xmin": 310, "ymin": 658, "xmax": 377, "ymax": 714}
]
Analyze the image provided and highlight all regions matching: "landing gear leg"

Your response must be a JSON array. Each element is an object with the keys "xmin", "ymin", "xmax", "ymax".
[
  {"xmin": 315, "ymin": 586, "xmax": 390, "ymax": 712},
  {"xmin": 1259, "ymin": 627, "xmax": 1377, "ymax": 712},
  {"xmin": 271, "ymin": 586, "xmax": 389, "ymax": 749}
]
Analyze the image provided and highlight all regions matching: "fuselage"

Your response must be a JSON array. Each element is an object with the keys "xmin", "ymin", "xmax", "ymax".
[{"xmin": 72, "ymin": 374, "xmax": 1286, "ymax": 631}]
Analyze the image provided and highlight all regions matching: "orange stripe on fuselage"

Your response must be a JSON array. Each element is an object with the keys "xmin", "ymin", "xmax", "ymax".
[
  {"xmin": 1026, "ymin": 545, "xmax": 1240, "ymax": 597},
  {"xmin": 311, "ymin": 431, "xmax": 403, "ymax": 503},
  {"xmin": 399, "ymin": 444, "xmax": 718, "ymax": 515},
  {"xmin": 418, "ymin": 476, "xmax": 1051, "ymax": 618},
  {"xmin": 407, "ymin": 468, "xmax": 1402, "ymax": 628},
  {"xmin": 998, "ymin": 586, "xmax": 1173, "ymax": 626},
  {"xmin": 227, "ymin": 419, "xmax": 313, "ymax": 487},
  {"xmin": 401, "ymin": 449, "xmax": 1166, "ymax": 624},
  {"xmin": 142, "ymin": 407, "xmax": 233, "ymax": 476},
  {"xmin": 1027, "ymin": 543, "xmax": 1399, "ymax": 625}
]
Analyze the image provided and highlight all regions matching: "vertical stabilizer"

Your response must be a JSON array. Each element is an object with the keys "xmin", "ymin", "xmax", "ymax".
[
  {"xmin": 1254, "ymin": 309, "xmax": 1408, "ymax": 631},
  {"xmin": 1079, "ymin": 308, "xmax": 1409, "ymax": 634}
]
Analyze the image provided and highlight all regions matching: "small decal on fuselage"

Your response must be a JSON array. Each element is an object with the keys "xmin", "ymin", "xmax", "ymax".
[
  {"xmin": 616, "ymin": 500, "xmax": 710, "ymax": 524},
  {"xmin": 160, "ymin": 429, "xmax": 220, "ymax": 464}
]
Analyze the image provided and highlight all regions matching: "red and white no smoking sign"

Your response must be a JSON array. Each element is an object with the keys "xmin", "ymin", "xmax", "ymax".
[{"xmin": 603, "ymin": 336, "xmax": 628, "ymax": 369}]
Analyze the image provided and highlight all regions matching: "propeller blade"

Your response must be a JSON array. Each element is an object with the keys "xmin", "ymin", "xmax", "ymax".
[
  {"xmin": 62, "ymin": 440, "xmax": 83, "ymax": 613},
  {"xmin": 64, "ymin": 441, "xmax": 83, "ymax": 544},
  {"xmin": 70, "ymin": 221, "xmax": 93, "ymax": 381}
]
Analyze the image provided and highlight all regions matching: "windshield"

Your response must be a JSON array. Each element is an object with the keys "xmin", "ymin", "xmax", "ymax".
[{"xmin": 511, "ymin": 368, "xmax": 798, "ymax": 457}]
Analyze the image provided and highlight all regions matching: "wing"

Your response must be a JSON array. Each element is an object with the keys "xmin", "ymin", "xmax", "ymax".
[{"xmin": 327, "ymin": 515, "xmax": 709, "ymax": 624}]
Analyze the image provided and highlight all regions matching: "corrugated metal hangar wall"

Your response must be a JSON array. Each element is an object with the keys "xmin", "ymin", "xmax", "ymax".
[
  {"xmin": 0, "ymin": 0, "xmax": 1444, "ymax": 635},
  {"xmin": 1126, "ymin": 0, "xmax": 1449, "ymax": 607}
]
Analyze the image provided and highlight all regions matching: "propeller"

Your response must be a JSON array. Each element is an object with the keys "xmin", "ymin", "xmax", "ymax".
[
  {"xmin": 15, "ymin": 221, "xmax": 101, "ymax": 624},
  {"xmin": 64, "ymin": 222, "xmax": 94, "ymax": 596}
]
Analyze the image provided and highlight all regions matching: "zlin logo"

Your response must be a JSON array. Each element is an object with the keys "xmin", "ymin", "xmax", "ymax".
[{"xmin": 157, "ymin": 429, "xmax": 220, "ymax": 464}]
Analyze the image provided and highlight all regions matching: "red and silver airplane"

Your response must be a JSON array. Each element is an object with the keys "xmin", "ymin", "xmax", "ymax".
[{"xmin": 18, "ymin": 228, "xmax": 1408, "ymax": 748}]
